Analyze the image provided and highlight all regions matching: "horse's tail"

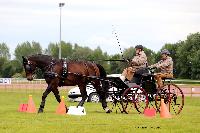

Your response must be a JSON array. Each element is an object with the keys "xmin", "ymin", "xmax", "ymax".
[{"xmin": 96, "ymin": 64, "xmax": 107, "ymax": 78}]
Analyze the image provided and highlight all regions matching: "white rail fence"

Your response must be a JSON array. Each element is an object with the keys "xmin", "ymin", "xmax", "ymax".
[{"xmin": 0, "ymin": 78, "xmax": 71, "ymax": 90}]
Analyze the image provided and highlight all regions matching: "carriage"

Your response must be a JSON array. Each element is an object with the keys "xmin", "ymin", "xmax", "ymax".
[
  {"xmin": 22, "ymin": 54, "xmax": 184, "ymax": 115},
  {"xmin": 105, "ymin": 67, "xmax": 184, "ymax": 115}
]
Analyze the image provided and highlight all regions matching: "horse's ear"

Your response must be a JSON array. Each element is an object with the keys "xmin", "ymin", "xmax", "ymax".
[{"xmin": 22, "ymin": 56, "xmax": 28, "ymax": 63}]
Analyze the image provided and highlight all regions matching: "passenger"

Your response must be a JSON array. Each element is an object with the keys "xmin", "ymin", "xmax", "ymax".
[
  {"xmin": 150, "ymin": 49, "xmax": 173, "ymax": 89},
  {"xmin": 120, "ymin": 45, "xmax": 148, "ymax": 84}
]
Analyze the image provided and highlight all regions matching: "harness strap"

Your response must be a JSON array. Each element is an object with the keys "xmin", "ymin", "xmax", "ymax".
[{"xmin": 62, "ymin": 58, "xmax": 68, "ymax": 77}]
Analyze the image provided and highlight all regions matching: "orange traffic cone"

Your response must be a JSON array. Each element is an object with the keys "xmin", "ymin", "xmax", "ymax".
[
  {"xmin": 144, "ymin": 107, "xmax": 156, "ymax": 117},
  {"xmin": 18, "ymin": 103, "xmax": 28, "ymax": 112},
  {"xmin": 56, "ymin": 96, "xmax": 66, "ymax": 115},
  {"xmin": 160, "ymin": 99, "xmax": 172, "ymax": 118},
  {"xmin": 26, "ymin": 95, "xmax": 37, "ymax": 113}
]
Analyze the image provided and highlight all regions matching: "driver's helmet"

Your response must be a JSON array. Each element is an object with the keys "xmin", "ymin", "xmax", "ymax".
[
  {"xmin": 161, "ymin": 49, "xmax": 170, "ymax": 55},
  {"xmin": 135, "ymin": 45, "xmax": 143, "ymax": 50}
]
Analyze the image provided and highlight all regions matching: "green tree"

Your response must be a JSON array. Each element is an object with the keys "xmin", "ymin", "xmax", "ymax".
[
  {"xmin": 45, "ymin": 42, "xmax": 59, "ymax": 58},
  {"xmin": 0, "ymin": 43, "xmax": 11, "ymax": 60},
  {"xmin": 176, "ymin": 32, "xmax": 200, "ymax": 79},
  {"xmin": 109, "ymin": 54, "xmax": 122, "ymax": 74},
  {"xmin": 71, "ymin": 44, "xmax": 93, "ymax": 60},
  {"xmin": 1, "ymin": 60, "xmax": 23, "ymax": 78},
  {"xmin": 45, "ymin": 41, "xmax": 73, "ymax": 59},
  {"xmin": 61, "ymin": 42, "xmax": 73, "ymax": 59},
  {"xmin": 14, "ymin": 41, "xmax": 42, "ymax": 61},
  {"xmin": 0, "ymin": 57, "xmax": 8, "ymax": 77}
]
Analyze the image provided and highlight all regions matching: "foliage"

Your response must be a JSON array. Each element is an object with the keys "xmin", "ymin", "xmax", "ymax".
[
  {"xmin": 0, "ymin": 43, "xmax": 11, "ymax": 60},
  {"xmin": 176, "ymin": 33, "xmax": 200, "ymax": 79},
  {"xmin": 12, "ymin": 73, "xmax": 23, "ymax": 78},
  {"xmin": 1, "ymin": 32, "xmax": 200, "ymax": 79},
  {"xmin": 14, "ymin": 41, "xmax": 42, "ymax": 62},
  {"xmin": 0, "ymin": 57, "xmax": 7, "ymax": 77},
  {"xmin": 1, "ymin": 60, "xmax": 22, "ymax": 78}
]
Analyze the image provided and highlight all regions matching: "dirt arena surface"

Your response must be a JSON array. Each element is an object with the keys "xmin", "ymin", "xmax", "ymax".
[
  {"xmin": 177, "ymin": 84, "xmax": 200, "ymax": 96},
  {"xmin": 0, "ymin": 83, "xmax": 74, "ymax": 91},
  {"xmin": 0, "ymin": 83, "xmax": 200, "ymax": 96}
]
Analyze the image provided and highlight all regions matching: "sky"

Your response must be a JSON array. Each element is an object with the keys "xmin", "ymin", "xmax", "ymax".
[{"xmin": 0, "ymin": 0, "xmax": 200, "ymax": 58}]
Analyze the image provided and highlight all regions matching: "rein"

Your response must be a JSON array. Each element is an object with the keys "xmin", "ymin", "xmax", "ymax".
[{"xmin": 88, "ymin": 59, "xmax": 129, "ymax": 62}]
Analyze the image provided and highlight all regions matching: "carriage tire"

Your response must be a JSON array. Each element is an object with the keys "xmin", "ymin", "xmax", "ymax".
[
  {"xmin": 122, "ymin": 86, "xmax": 149, "ymax": 114},
  {"xmin": 88, "ymin": 93, "xmax": 100, "ymax": 103},
  {"xmin": 155, "ymin": 83, "xmax": 184, "ymax": 115}
]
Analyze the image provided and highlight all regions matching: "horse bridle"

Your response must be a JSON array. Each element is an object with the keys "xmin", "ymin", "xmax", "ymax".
[{"xmin": 24, "ymin": 59, "xmax": 36, "ymax": 74}]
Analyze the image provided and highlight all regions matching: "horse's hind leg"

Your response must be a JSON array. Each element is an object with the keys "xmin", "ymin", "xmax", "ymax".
[
  {"xmin": 97, "ymin": 80, "xmax": 111, "ymax": 113},
  {"xmin": 77, "ymin": 84, "xmax": 87, "ymax": 107},
  {"xmin": 38, "ymin": 86, "xmax": 52, "ymax": 113}
]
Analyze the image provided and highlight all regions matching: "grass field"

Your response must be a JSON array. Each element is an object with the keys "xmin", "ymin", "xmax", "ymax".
[{"xmin": 0, "ymin": 89, "xmax": 200, "ymax": 133}]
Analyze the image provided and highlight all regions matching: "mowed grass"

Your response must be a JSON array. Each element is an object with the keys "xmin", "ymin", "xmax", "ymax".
[{"xmin": 0, "ymin": 89, "xmax": 200, "ymax": 133}]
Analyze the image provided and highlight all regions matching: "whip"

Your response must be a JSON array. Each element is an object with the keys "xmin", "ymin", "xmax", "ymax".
[{"xmin": 112, "ymin": 25, "xmax": 125, "ymax": 60}]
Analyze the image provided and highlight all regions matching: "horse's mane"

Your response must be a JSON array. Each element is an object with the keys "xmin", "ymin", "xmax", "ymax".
[
  {"xmin": 28, "ymin": 54, "xmax": 58, "ymax": 63},
  {"xmin": 28, "ymin": 54, "xmax": 94, "ymax": 64}
]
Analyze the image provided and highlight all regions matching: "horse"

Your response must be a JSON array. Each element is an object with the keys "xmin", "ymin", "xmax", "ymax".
[{"xmin": 22, "ymin": 54, "xmax": 111, "ymax": 113}]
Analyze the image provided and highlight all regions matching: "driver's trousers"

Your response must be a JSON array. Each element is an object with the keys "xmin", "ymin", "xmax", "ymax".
[{"xmin": 154, "ymin": 73, "xmax": 173, "ymax": 89}]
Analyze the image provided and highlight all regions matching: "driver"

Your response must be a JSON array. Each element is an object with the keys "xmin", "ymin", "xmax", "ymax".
[
  {"xmin": 150, "ymin": 49, "xmax": 173, "ymax": 89},
  {"xmin": 120, "ymin": 45, "xmax": 148, "ymax": 83}
]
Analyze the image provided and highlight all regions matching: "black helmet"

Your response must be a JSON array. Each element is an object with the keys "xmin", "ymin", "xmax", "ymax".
[
  {"xmin": 161, "ymin": 49, "xmax": 170, "ymax": 55},
  {"xmin": 135, "ymin": 45, "xmax": 143, "ymax": 50}
]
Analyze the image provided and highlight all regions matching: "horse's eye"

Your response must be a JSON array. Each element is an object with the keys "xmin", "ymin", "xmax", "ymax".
[{"xmin": 25, "ymin": 65, "xmax": 31, "ymax": 71}]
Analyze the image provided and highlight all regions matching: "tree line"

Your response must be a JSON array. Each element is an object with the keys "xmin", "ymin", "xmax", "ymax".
[{"xmin": 0, "ymin": 32, "xmax": 200, "ymax": 79}]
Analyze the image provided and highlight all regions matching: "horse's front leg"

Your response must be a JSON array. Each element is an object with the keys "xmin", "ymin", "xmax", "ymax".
[
  {"xmin": 77, "ymin": 84, "xmax": 87, "ymax": 107},
  {"xmin": 38, "ymin": 85, "xmax": 52, "ymax": 113},
  {"xmin": 52, "ymin": 87, "xmax": 68, "ymax": 112}
]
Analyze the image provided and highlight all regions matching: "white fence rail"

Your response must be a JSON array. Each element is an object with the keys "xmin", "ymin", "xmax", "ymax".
[{"xmin": 0, "ymin": 78, "xmax": 70, "ymax": 90}]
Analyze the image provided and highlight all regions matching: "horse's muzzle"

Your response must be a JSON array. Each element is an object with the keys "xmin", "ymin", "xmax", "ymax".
[{"xmin": 27, "ymin": 76, "xmax": 33, "ymax": 81}]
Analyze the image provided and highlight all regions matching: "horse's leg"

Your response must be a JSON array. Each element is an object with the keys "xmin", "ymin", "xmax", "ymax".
[
  {"xmin": 52, "ymin": 88, "xmax": 61, "ymax": 103},
  {"xmin": 38, "ymin": 85, "xmax": 52, "ymax": 113},
  {"xmin": 77, "ymin": 84, "xmax": 87, "ymax": 107},
  {"xmin": 96, "ymin": 80, "xmax": 111, "ymax": 113},
  {"xmin": 51, "ymin": 87, "xmax": 68, "ymax": 112}
]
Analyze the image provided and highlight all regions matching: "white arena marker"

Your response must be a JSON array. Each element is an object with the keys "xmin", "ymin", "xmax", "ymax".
[{"xmin": 67, "ymin": 106, "xmax": 86, "ymax": 115}]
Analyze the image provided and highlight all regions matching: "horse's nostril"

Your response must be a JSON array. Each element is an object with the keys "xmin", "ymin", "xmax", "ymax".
[{"xmin": 27, "ymin": 77, "xmax": 33, "ymax": 81}]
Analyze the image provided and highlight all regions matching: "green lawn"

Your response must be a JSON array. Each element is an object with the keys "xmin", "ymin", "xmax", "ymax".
[{"xmin": 0, "ymin": 89, "xmax": 200, "ymax": 133}]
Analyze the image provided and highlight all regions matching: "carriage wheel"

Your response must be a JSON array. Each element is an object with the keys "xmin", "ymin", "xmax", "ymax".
[
  {"xmin": 147, "ymin": 94, "xmax": 158, "ymax": 111},
  {"xmin": 106, "ymin": 95, "xmax": 124, "ymax": 113},
  {"xmin": 155, "ymin": 83, "xmax": 184, "ymax": 115},
  {"xmin": 122, "ymin": 86, "xmax": 149, "ymax": 114}
]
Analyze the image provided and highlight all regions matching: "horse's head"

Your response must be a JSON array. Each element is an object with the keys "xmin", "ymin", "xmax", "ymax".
[{"xmin": 22, "ymin": 56, "xmax": 37, "ymax": 81}]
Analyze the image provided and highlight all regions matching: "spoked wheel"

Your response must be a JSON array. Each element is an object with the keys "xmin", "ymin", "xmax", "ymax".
[
  {"xmin": 122, "ymin": 86, "xmax": 149, "ymax": 114},
  {"xmin": 147, "ymin": 94, "xmax": 158, "ymax": 111},
  {"xmin": 155, "ymin": 83, "xmax": 184, "ymax": 115},
  {"xmin": 106, "ymin": 95, "xmax": 124, "ymax": 113}
]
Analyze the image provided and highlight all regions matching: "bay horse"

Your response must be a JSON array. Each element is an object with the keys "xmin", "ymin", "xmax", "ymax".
[{"xmin": 22, "ymin": 54, "xmax": 111, "ymax": 113}]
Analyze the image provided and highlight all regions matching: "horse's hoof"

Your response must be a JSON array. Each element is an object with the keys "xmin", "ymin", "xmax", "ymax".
[
  {"xmin": 106, "ymin": 109, "xmax": 112, "ymax": 113},
  {"xmin": 38, "ymin": 108, "xmax": 43, "ymax": 113},
  {"xmin": 66, "ymin": 108, "xmax": 69, "ymax": 113},
  {"xmin": 104, "ymin": 107, "xmax": 112, "ymax": 113}
]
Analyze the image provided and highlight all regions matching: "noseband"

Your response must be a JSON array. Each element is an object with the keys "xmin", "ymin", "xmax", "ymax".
[{"xmin": 24, "ymin": 60, "xmax": 36, "ymax": 74}]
